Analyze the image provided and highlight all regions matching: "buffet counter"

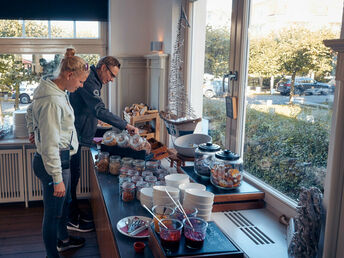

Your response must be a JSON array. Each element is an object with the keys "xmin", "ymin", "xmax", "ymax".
[{"xmin": 89, "ymin": 148, "xmax": 154, "ymax": 258}]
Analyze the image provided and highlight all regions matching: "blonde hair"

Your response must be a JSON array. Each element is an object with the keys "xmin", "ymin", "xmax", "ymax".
[{"xmin": 58, "ymin": 47, "xmax": 89, "ymax": 75}]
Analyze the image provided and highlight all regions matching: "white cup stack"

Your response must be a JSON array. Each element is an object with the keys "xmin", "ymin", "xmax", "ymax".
[
  {"xmin": 183, "ymin": 188, "xmax": 215, "ymax": 221},
  {"xmin": 152, "ymin": 185, "xmax": 180, "ymax": 207},
  {"xmin": 165, "ymin": 174, "xmax": 190, "ymax": 189},
  {"xmin": 178, "ymin": 182, "xmax": 206, "ymax": 202},
  {"xmin": 140, "ymin": 187, "xmax": 153, "ymax": 209}
]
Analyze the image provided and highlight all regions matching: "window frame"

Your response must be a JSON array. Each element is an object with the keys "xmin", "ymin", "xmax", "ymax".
[{"xmin": 0, "ymin": 21, "xmax": 107, "ymax": 55}]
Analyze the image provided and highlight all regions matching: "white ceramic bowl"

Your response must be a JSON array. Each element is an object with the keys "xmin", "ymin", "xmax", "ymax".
[
  {"xmin": 184, "ymin": 189, "xmax": 214, "ymax": 204},
  {"xmin": 165, "ymin": 174, "xmax": 190, "ymax": 189},
  {"xmin": 173, "ymin": 134, "xmax": 212, "ymax": 157},
  {"xmin": 183, "ymin": 199, "xmax": 213, "ymax": 210},
  {"xmin": 198, "ymin": 213, "xmax": 212, "ymax": 221},
  {"xmin": 140, "ymin": 187, "xmax": 153, "ymax": 198},
  {"xmin": 179, "ymin": 182, "xmax": 206, "ymax": 202},
  {"xmin": 153, "ymin": 185, "xmax": 180, "ymax": 195}
]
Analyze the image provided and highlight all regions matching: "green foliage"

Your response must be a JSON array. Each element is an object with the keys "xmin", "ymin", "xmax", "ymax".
[
  {"xmin": 203, "ymin": 97, "xmax": 331, "ymax": 200},
  {"xmin": 204, "ymin": 25, "xmax": 230, "ymax": 78},
  {"xmin": 244, "ymin": 107, "xmax": 330, "ymax": 199},
  {"xmin": 203, "ymin": 97, "xmax": 226, "ymax": 148},
  {"xmin": 0, "ymin": 19, "xmax": 21, "ymax": 37}
]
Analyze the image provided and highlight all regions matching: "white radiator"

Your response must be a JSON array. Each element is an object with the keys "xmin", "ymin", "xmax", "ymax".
[
  {"xmin": 0, "ymin": 149, "xmax": 25, "ymax": 203},
  {"xmin": 26, "ymin": 147, "xmax": 91, "ymax": 202}
]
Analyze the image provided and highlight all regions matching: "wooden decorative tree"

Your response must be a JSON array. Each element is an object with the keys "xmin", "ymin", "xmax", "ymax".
[{"xmin": 160, "ymin": 6, "xmax": 201, "ymax": 137}]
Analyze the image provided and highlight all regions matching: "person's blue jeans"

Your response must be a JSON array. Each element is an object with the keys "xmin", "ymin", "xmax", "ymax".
[
  {"xmin": 33, "ymin": 153, "xmax": 70, "ymax": 258},
  {"xmin": 69, "ymin": 145, "xmax": 82, "ymax": 221}
]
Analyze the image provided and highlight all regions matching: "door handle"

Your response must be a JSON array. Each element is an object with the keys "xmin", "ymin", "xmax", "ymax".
[{"xmin": 222, "ymin": 71, "xmax": 238, "ymax": 93}]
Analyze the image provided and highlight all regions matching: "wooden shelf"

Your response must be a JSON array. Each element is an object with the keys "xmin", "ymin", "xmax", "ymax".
[{"xmin": 123, "ymin": 111, "xmax": 160, "ymax": 141}]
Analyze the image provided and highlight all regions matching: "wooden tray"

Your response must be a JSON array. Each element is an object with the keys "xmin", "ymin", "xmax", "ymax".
[
  {"xmin": 180, "ymin": 166, "xmax": 265, "ymax": 211},
  {"xmin": 148, "ymin": 222, "xmax": 244, "ymax": 258}
]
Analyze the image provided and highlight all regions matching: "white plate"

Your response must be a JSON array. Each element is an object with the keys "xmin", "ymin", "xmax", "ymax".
[{"xmin": 116, "ymin": 216, "xmax": 151, "ymax": 238}]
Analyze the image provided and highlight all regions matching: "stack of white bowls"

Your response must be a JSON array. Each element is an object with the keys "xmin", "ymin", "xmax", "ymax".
[
  {"xmin": 153, "ymin": 185, "xmax": 180, "ymax": 207},
  {"xmin": 178, "ymin": 182, "xmax": 206, "ymax": 202},
  {"xmin": 13, "ymin": 110, "xmax": 28, "ymax": 138},
  {"xmin": 183, "ymin": 188, "xmax": 214, "ymax": 221},
  {"xmin": 140, "ymin": 187, "xmax": 153, "ymax": 209},
  {"xmin": 165, "ymin": 174, "xmax": 190, "ymax": 189}
]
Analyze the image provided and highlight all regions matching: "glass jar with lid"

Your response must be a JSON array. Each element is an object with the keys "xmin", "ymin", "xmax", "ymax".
[
  {"xmin": 115, "ymin": 132, "xmax": 129, "ymax": 147},
  {"xmin": 194, "ymin": 142, "xmax": 221, "ymax": 178},
  {"xmin": 144, "ymin": 175, "xmax": 157, "ymax": 187},
  {"xmin": 121, "ymin": 157, "xmax": 133, "ymax": 169},
  {"xmin": 96, "ymin": 152, "xmax": 110, "ymax": 173},
  {"xmin": 210, "ymin": 149, "xmax": 243, "ymax": 190},
  {"xmin": 146, "ymin": 160, "xmax": 160, "ymax": 172},
  {"xmin": 102, "ymin": 130, "xmax": 117, "ymax": 146},
  {"xmin": 132, "ymin": 159, "xmax": 145, "ymax": 172},
  {"xmin": 109, "ymin": 155, "xmax": 121, "ymax": 175},
  {"xmin": 142, "ymin": 171, "xmax": 154, "ymax": 178},
  {"xmin": 131, "ymin": 175, "xmax": 143, "ymax": 185},
  {"xmin": 136, "ymin": 181, "xmax": 149, "ymax": 200},
  {"xmin": 119, "ymin": 176, "xmax": 131, "ymax": 191},
  {"xmin": 127, "ymin": 169, "xmax": 139, "ymax": 177},
  {"xmin": 121, "ymin": 182, "xmax": 135, "ymax": 202}
]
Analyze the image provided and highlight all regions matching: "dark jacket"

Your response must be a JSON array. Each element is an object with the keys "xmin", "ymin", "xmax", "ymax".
[{"xmin": 69, "ymin": 65, "xmax": 127, "ymax": 146}]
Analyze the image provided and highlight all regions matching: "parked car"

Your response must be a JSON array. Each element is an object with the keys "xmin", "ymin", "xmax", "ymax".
[
  {"xmin": 11, "ymin": 81, "xmax": 39, "ymax": 104},
  {"xmin": 276, "ymin": 77, "xmax": 331, "ymax": 96},
  {"xmin": 203, "ymin": 79, "xmax": 223, "ymax": 98}
]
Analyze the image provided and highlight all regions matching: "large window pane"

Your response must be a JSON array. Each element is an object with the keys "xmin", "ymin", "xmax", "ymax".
[
  {"xmin": 0, "ymin": 19, "xmax": 22, "ymax": 37},
  {"xmin": 244, "ymin": 0, "xmax": 343, "ymax": 200},
  {"xmin": 202, "ymin": 0, "xmax": 232, "ymax": 149},
  {"xmin": 51, "ymin": 21, "xmax": 74, "ymax": 38},
  {"xmin": 0, "ymin": 53, "xmax": 100, "ymax": 129},
  {"xmin": 25, "ymin": 20, "xmax": 49, "ymax": 38},
  {"xmin": 76, "ymin": 21, "xmax": 99, "ymax": 38}
]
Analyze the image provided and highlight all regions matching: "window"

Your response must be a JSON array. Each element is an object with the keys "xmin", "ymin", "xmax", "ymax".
[
  {"xmin": 0, "ymin": 19, "xmax": 105, "ymax": 131},
  {"xmin": 244, "ymin": 0, "xmax": 342, "ymax": 201},
  {"xmin": 196, "ymin": 0, "xmax": 343, "ymax": 204}
]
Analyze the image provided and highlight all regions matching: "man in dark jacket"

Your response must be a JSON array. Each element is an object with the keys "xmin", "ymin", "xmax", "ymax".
[{"xmin": 68, "ymin": 56, "xmax": 138, "ymax": 232}]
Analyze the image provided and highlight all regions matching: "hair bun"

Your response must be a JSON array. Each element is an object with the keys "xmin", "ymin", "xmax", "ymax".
[{"xmin": 65, "ymin": 48, "xmax": 76, "ymax": 58}]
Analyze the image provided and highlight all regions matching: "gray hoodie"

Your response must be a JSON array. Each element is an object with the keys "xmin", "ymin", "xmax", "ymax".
[{"xmin": 26, "ymin": 78, "xmax": 78, "ymax": 184}]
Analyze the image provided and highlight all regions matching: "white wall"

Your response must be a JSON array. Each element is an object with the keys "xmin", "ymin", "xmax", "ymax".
[
  {"xmin": 108, "ymin": 0, "xmax": 182, "ymax": 56},
  {"xmin": 107, "ymin": 0, "xmax": 182, "ymax": 115}
]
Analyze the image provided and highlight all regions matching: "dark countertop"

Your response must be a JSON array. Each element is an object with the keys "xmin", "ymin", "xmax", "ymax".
[{"xmin": 90, "ymin": 148, "xmax": 154, "ymax": 258}]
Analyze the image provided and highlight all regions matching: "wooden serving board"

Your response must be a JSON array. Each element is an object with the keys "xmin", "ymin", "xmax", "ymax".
[{"xmin": 180, "ymin": 166, "xmax": 265, "ymax": 211}]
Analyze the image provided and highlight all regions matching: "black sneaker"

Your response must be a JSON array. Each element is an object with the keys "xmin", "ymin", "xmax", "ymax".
[
  {"xmin": 57, "ymin": 236, "xmax": 85, "ymax": 252},
  {"xmin": 67, "ymin": 219, "xmax": 94, "ymax": 233},
  {"xmin": 79, "ymin": 210, "xmax": 93, "ymax": 223}
]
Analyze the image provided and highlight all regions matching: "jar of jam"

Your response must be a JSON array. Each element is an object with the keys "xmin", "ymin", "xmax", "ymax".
[
  {"xmin": 132, "ymin": 159, "xmax": 145, "ymax": 172},
  {"xmin": 119, "ymin": 176, "xmax": 131, "ymax": 191},
  {"xmin": 96, "ymin": 152, "xmax": 110, "ymax": 173},
  {"xmin": 146, "ymin": 160, "xmax": 160, "ymax": 172},
  {"xmin": 131, "ymin": 175, "xmax": 143, "ymax": 185},
  {"xmin": 142, "ymin": 171, "xmax": 154, "ymax": 178},
  {"xmin": 121, "ymin": 182, "xmax": 135, "ymax": 202},
  {"xmin": 144, "ymin": 175, "xmax": 157, "ymax": 187},
  {"xmin": 210, "ymin": 149, "xmax": 243, "ymax": 190},
  {"xmin": 194, "ymin": 142, "xmax": 221, "ymax": 178},
  {"xmin": 135, "ymin": 181, "xmax": 149, "ymax": 200},
  {"xmin": 127, "ymin": 169, "xmax": 139, "ymax": 177},
  {"xmin": 109, "ymin": 155, "xmax": 121, "ymax": 175}
]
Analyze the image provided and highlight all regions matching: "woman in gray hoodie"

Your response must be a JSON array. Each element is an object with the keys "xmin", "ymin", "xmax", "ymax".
[{"xmin": 26, "ymin": 48, "xmax": 89, "ymax": 258}]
